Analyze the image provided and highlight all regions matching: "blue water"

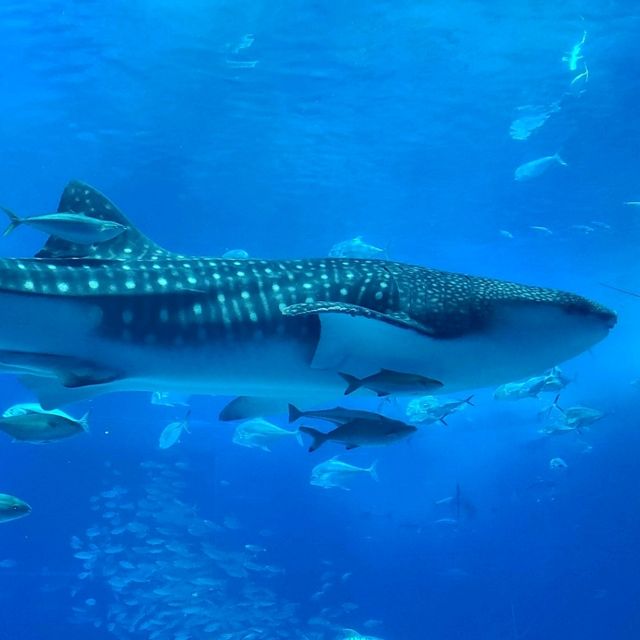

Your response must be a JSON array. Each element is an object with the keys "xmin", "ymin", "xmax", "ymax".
[{"xmin": 0, "ymin": 1, "xmax": 639, "ymax": 638}]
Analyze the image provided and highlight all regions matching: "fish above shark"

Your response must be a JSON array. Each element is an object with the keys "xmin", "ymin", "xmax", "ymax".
[{"xmin": 0, "ymin": 182, "xmax": 616, "ymax": 416}]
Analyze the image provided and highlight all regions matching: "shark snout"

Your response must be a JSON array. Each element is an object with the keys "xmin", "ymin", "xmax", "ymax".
[{"xmin": 562, "ymin": 296, "xmax": 617, "ymax": 330}]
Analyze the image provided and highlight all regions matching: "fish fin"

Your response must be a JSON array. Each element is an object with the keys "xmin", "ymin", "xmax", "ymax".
[
  {"xmin": 375, "ymin": 391, "xmax": 391, "ymax": 397},
  {"xmin": 377, "ymin": 368, "xmax": 443, "ymax": 389},
  {"xmin": 368, "ymin": 461, "xmax": 379, "ymax": 482},
  {"xmin": 339, "ymin": 372, "xmax": 361, "ymax": 396},
  {"xmin": 0, "ymin": 350, "xmax": 120, "ymax": 390},
  {"xmin": 281, "ymin": 302, "xmax": 435, "ymax": 337},
  {"xmin": 294, "ymin": 430, "xmax": 304, "ymax": 447},
  {"xmin": 2, "ymin": 404, "xmax": 33, "ymax": 418},
  {"xmin": 552, "ymin": 394, "xmax": 565, "ymax": 414},
  {"xmin": 345, "ymin": 443, "xmax": 359, "ymax": 450},
  {"xmin": 61, "ymin": 370, "xmax": 121, "ymax": 388},
  {"xmin": 299, "ymin": 426, "xmax": 327, "ymax": 452},
  {"xmin": 1, "ymin": 206, "xmax": 21, "ymax": 237},
  {"xmin": 18, "ymin": 375, "xmax": 114, "ymax": 409},
  {"xmin": 219, "ymin": 396, "xmax": 289, "ymax": 421},
  {"xmin": 79, "ymin": 412, "xmax": 90, "ymax": 432},
  {"xmin": 288, "ymin": 403, "xmax": 303, "ymax": 423},
  {"xmin": 554, "ymin": 153, "xmax": 568, "ymax": 166},
  {"xmin": 310, "ymin": 312, "xmax": 439, "ymax": 375},
  {"xmin": 35, "ymin": 181, "xmax": 179, "ymax": 260},
  {"xmin": 183, "ymin": 409, "xmax": 192, "ymax": 433}
]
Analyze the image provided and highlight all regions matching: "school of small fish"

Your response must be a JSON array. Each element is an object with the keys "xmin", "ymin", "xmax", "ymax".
[
  {"xmin": 0, "ymin": 195, "xmax": 618, "ymax": 640},
  {"xmin": 66, "ymin": 460, "xmax": 377, "ymax": 639}
]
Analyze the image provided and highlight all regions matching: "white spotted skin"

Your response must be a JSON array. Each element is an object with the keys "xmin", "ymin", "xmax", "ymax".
[{"xmin": 0, "ymin": 253, "xmax": 615, "ymax": 407}]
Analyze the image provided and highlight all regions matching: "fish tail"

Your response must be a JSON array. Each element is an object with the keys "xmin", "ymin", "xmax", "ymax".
[
  {"xmin": 1, "ymin": 206, "xmax": 22, "ymax": 237},
  {"xmin": 287, "ymin": 403, "xmax": 303, "ymax": 423},
  {"xmin": 339, "ymin": 372, "xmax": 361, "ymax": 396},
  {"xmin": 298, "ymin": 426, "xmax": 327, "ymax": 452},
  {"xmin": 464, "ymin": 395, "xmax": 475, "ymax": 406},
  {"xmin": 552, "ymin": 394, "xmax": 565, "ymax": 414},
  {"xmin": 79, "ymin": 411, "xmax": 90, "ymax": 432},
  {"xmin": 554, "ymin": 153, "xmax": 568, "ymax": 166},
  {"xmin": 183, "ymin": 408, "xmax": 192, "ymax": 433},
  {"xmin": 293, "ymin": 429, "xmax": 304, "ymax": 448},
  {"xmin": 368, "ymin": 460, "xmax": 379, "ymax": 482}
]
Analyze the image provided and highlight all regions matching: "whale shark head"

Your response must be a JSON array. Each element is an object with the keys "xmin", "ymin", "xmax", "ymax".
[
  {"xmin": 322, "ymin": 263, "xmax": 617, "ymax": 393},
  {"xmin": 473, "ymin": 286, "xmax": 615, "ymax": 381}
]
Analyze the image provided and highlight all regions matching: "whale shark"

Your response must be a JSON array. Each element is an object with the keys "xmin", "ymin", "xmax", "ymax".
[{"xmin": 0, "ymin": 181, "xmax": 616, "ymax": 416}]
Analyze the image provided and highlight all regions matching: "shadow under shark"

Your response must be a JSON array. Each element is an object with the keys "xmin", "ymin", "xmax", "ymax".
[{"xmin": 0, "ymin": 182, "xmax": 616, "ymax": 418}]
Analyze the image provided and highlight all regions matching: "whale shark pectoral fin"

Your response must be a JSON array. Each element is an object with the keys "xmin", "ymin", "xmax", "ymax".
[
  {"xmin": 281, "ymin": 302, "xmax": 435, "ymax": 336},
  {"xmin": 18, "ymin": 375, "xmax": 117, "ymax": 409},
  {"xmin": 61, "ymin": 369, "xmax": 122, "ymax": 388},
  {"xmin": 0, "ymin": 350, "xmax": 120, "ymax": 387},
  {"xmin": 301, "ymin": 308, "xmax": 438, "ymax": 374}
]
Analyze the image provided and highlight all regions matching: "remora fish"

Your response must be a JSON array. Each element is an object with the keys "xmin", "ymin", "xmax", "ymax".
[
  {"xmin": 288, "ymin": 404, "xmax": 382, "ymax": 425},
  {"xmin": 1, "ymin": 206, "xmax": 126, "ymax": 244},
  {"xmin": 340, "ymin": 369, "xmax": 443, "ymax": 396},
  {"xmin": 299, "ymin": 416, "xmax": 416, "ymax": 451},
  {"xmin": 0, "ymin": 182, "xmax": 616, "ymax": 413},
  {"xmin": 0, "ymin": 493, "xmax": 31, "ymax": 523}
]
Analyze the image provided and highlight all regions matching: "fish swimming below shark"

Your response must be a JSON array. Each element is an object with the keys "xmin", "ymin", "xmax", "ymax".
[{"xmin": 0, "ymin": 181, "xmax": 616, "ymax": 417}]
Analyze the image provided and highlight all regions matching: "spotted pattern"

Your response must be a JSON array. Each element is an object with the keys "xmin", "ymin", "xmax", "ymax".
[
  {"xmin": 35, "ymin": 180, "xmax": 182, "ymax": 261},
  {"xmin": 0, "ymin": 181, "xmax": 613, "ymax": 348},
  {"xmin": 0, "ymin": 254, "xmax": 614, "ymax": 345}
]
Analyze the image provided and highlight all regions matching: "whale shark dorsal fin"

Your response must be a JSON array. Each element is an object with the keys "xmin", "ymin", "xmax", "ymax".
[{"xmin": 35, "ymin": 180, "xmax": 178, "ymax": 260}]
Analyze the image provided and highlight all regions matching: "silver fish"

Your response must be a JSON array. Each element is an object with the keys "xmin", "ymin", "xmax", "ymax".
[
  {"xmin": 514, "ymin": 154, "xmax": 567, "ymax": 181},
  {"xmin": 1, "ymin": 206, "xmax": 126, "ymax": 244},
  {"xmin": 494, "ymin": 377, "xmax": 547, "ymax": 400},
  {"xmin": 0, "ymin": 403, "xmax": 88, "ymax": 443},
  {"xmin": 232, "ymin": 418, "xmax": 302, "ymax": 452},
  {"xmin": 329, "ymin": 236, "xmax": 386, "ymax": 259},
  {"xmin": 158, "ymin": 411, "xmax": 190, "ymax": 449},
  {"xmin": 406, "ymin": 395, "xmax": 474, "ymax": 425},
  {"xmin": 221, "ymin": 249, "xmax": 250, "ymax": 259},
  {"xmin": 0, "ymin": 493, "xmax": 31, "ymax": 523},
  {"xmin": 310, "ymin": 457, "xmax": 378, "ymax": 490}
]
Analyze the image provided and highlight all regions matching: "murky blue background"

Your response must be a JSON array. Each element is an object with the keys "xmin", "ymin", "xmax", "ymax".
[{"xmin": 0, "ymin": 1, "xmax": 639, "ymax": 638}]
